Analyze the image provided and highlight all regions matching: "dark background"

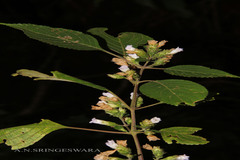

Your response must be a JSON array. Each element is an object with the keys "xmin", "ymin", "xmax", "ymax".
[{"xmin": 0, "ymin": 0, "xmax": 239, "ymax": 160}]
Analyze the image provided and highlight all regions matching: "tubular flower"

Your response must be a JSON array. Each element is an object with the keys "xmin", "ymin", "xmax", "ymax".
[
  {"xmin": 125, "ymin": 45, "xmax": 136, "ymax": 51},
  {"xmin": 177, "ymin": 154, "xmax": 189, "ymax": 160},
  {"xmin": 150, "ymin": 117, "xmax": 161, "ymax": 124},
  {"xmin": 106, "ymin": 140, "xmax": 118, "ymax": 149},
  {"xmin": 130, "ymin": 92, "xmax": 134, "ymax": 100},
  {"xmin": 128, "ymin": 53, "xmax": 139, "ymax": 59},
  {"xmin": 102, "ymin": 92, "xmax": 115, "ymax": 98},
  {"xmin": 169, "ymin": 47, "xmax": 183, "ymax": 54},
  {"xmin": 119, "ymin": 65, "xmax": 130, "ymax": 72},
  {"xmin": 89, "ymin": 118, "xmax": 104, "ymax": 125}
]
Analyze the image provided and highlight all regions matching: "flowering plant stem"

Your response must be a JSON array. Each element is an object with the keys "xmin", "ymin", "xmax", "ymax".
[
  {"xmin": 1, "ymin": 23, "xmax": 238, "ymax": 159},
  {"xmin": 129, "ymin": 62, "xmax": 149, "ymax": 160}
]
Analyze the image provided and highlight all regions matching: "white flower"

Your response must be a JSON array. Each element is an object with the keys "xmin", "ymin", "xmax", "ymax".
[
  {"xmin": 105, "ymin": 140, "xmax": 118, "ymax": 149},
  {"xmin": 150, "ymin": 117, "xmax": 161, "ymax": 124},
  {"xmin": 102, "ymin": 92, "xmax": 115, "ymax": 98},
  {"xmin": 89, "ymin": 118, "xmax": 104, "ymax": 125},
  {"xmin": 125, "ymin": 45, "xmax": 135, "ymax": 51},
  {"xmin": 130, "ymin": 92, "xmax": 134, "ymax": 100},
  {"xmin": 177, "ymin": 154, "xmax": 189, "ymax": 160},
  {"xmin": 169, "ymin": 47, "xmax": 183, "ymax": 54},
  {"xmin": 128, "ymin": 53, "xmax": 139, "ymax": 59},
  {"xmin": 97, "ymin": 100, "xmax": 107, "ymax": 104},
  {"xmin": 119, "ymin": 65, "xmax": 130, "ymax": 72}
]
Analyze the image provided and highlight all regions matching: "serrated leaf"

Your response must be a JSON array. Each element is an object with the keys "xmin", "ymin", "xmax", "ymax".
[
  {"xmin": 0, "ymin": 119, "xmax": 67, "ymax": 150},
  {"xmin": 164, "ymin": 65, "xmax": 239, "ymax": 78},
  {"xmin": 139, "ymin": 79, "xmax": 208, "ymax": 106},
  {"xmin": 13, "ymin": 69, "xmax": 107, "ymax": 91},
  {"xmin": 160, "ymin": 127, "xmax": 209, "ymax": 145},
  {"xmin": 88, "ymin": 27, "xmax": 153, "ymax": 55},
  {"xmin": 0, "ymin": 23, "xmax": 105, "ymax": 52}
]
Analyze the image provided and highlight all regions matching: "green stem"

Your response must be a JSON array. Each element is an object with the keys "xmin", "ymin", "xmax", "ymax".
[
  {"xmin": 130, "ymin": 108, "xmax": 144, "ymax": 160},
  {"xmin": 129, "ymin": 61, "xmax": 151, "ymax": 160}
]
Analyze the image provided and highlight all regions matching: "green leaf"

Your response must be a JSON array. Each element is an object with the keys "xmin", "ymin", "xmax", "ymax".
[
  {"xmin": 139, "ymin": 79, "xmax": 208, "ymax": 106},
  {"xmin": 88, "ymin": 27, "xmax": 153, "ymax": 55},
  {"xmin": 160, "ymin": 127, "xmax": 209, "ymax": 145},
  {"xmin": 0, "ymin": 23, "xmax": 104, "ymax": 51},
  {"xmin": 0, "ymin": 119, "xmax": 67, "ymax": 150},
  {"xmin": 164, "ymin": 65, "xmax": 239, "ymax": 78},
  {"xmin": 12, "ymin": 69, "xmax": 107, "ymax": 91}
]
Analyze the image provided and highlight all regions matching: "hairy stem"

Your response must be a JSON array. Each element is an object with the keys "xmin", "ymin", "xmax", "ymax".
[
  {"xmin": 130, "ymin": 82, "xmax": 144, "ymax": 159},
  {"xmin": 131, "ymin": 107, "xmax": 144, "ymax": 160}
]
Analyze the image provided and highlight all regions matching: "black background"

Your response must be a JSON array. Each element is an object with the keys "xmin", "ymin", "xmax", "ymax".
[{"xmin": 0, "ymin": 0, "xmax": 239, "ymax": 160}]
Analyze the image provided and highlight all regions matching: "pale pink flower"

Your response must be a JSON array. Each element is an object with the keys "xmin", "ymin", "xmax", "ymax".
[
  {"xmin": 177, "ymin": 154, "xmax": 189, "ymax": 160},
  {"xmin": 119, "ymin": 65, "xmax": 130, "ymax": 72},
  {"xmin": 150, "ymin": 117, "xmax": 161, "ymax": 124},
  {"xmin": 105, "ymin": 140, "xmax": 118, "ymax": 149},
  {"xmin": 128, "ymin": 53, "xmax": 139, "ymax": 59},
  {"xmin": 102, "ymin": 92, "xmax": 115, "ymax": 98},
  {"xmin": 169, "ymin": 47, "xmax": 183, "ymax": 54},
  {"xmin": 125, "ymin": 45, "xmax": 135, "ymax": 51}
]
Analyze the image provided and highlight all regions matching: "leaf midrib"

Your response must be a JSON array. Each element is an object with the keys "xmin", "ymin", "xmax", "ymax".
[{"xmin": 153, "ymin": 81, "xmax": 185, "ymax": 103}]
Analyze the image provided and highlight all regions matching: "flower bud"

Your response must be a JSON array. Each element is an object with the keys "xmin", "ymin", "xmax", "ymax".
[
  {"xmin": 136, "ymin": 96, "xmax": 143, "ymax": 107},
  {"xmin": 152, "ymin": 50, "xmax": 170, "ymax": 59},
  {"xmin": 116, "ymin": 145, "xmax": 132, "ymax": 158},
  {"xmin": 144, "ymin": 130, "xmax": 155, "ymax": 135},
  {"xmin": 157, "ymin": 40, "xmax": 168, "ymax": 48},
  {"xmin": 124, "ymin": 117, "xmax": 132, "ymax": 125},
  {"xmin": 152, "ymin": 146, "xmax": 165, "ymax": 159},
  {"xmin": 140, "ymin": 119, "xmax": 154, "ymax": 129},
  {"xmin": 105, "ymin": 107, "xmax": 126, "ymax": 118},
  {"xmin": 134, "ymin": 49, "xmax": 148, "ymax": 58},
  {"xmin": 125, "ymin": 56, "xmax": 140, "ymax": 66},
  {"xmin": 152, "ymin": 58, "xmax": 166, "ymax": 66},
  {"xmin": 140, "ymin": 117, "xmax": 161, "ymax": 130},
  {"xmin": 107, "ymin": 74, "xmax": 125, "ymax": 79},
  {"xmin": 118, "ymin": 107, "xmax": 126, "ymax": 118},
  {"xmin": 146, "ymin": 40, "xmax": 159, "ymax": 56}
]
